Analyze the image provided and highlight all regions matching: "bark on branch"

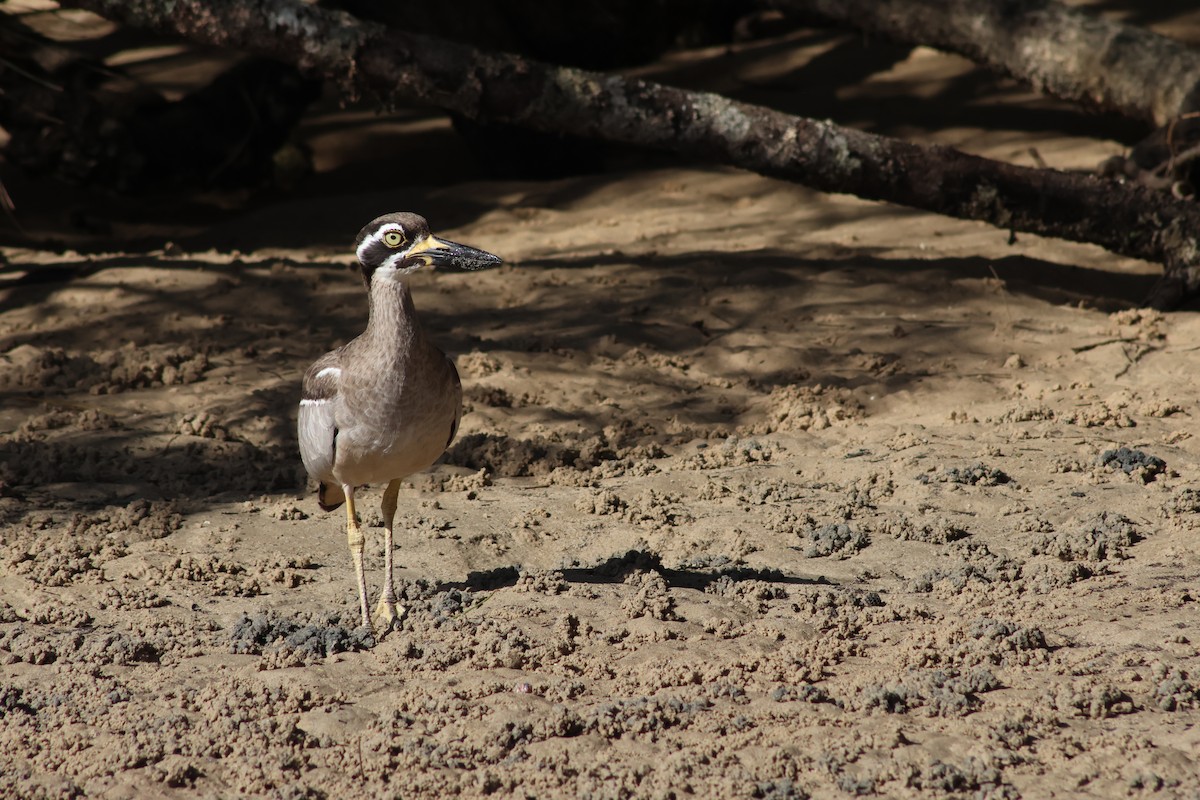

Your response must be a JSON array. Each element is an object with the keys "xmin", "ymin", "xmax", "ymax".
[
  {"xmin": 769, "ymin": 0, "xmax": 1200, "ymax": 128},
  {"xmin": 62, "ymin": 0, "xmax": 1200, "ymax": 307}
]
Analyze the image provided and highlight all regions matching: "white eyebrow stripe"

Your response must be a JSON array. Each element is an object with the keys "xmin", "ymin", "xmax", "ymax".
[
  {"xmin": 299, "ymin": 398, "xmax": 328, "ymax": 406},
  {"xmin": 315, "ymin": 367, "xmax": 341, "ymax": 380}
]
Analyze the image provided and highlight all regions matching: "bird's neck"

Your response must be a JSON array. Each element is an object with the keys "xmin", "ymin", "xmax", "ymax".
[{"xmin": 364, "ymin": 277, "xmax": 424, "ymax": 349}]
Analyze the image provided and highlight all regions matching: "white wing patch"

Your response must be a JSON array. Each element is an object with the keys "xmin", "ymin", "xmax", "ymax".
[
  {"xmin": 299, "ymin": 398, "xmax": 328, "ymax": 407},
  {"xmin": 315, "ymin": 367, "xmax": 341, "ymax": 380}
]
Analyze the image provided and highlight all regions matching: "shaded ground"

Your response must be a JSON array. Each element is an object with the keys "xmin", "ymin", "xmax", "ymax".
[{"xmin": 2, "ymin": 7, "xmax": 1200, "ymax": 799}]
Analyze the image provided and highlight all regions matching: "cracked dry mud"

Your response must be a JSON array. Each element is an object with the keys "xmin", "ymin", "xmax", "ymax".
[{"xmin": 4, "ymin": 28, "xmax": 1200, "ymax": 800}]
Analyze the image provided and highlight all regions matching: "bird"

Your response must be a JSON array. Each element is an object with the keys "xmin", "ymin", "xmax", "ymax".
[{"xmin": 298, "ymin": 212, "xmax": 501, "ymax": 634}]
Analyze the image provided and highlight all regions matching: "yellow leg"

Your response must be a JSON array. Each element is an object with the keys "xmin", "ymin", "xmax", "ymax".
[
  {"xmin": 344, "ymin": 485, "xmax": 370, "ymax": 629},
  {"xmin": 372, "ymin": 479, "xmax": 404, "ymax": 635}
]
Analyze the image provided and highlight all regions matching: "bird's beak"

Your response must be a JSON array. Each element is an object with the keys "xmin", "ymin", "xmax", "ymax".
[{"xmin": 406, "ymin": 235, "xmax": 502, "ymax": 271}]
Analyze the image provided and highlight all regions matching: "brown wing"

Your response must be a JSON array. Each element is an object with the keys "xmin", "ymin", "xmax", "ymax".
[
  {"xmin": 445, "ymin": 354, "xmax": 463, "ymax": 449},
  {"xmin": 298, "ymin": 350, "xmax": 344, "ymax": 509}
]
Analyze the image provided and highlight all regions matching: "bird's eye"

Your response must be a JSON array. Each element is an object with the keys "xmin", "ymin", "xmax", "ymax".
[{"xmin": 383, "ymin": 231, "xmax": 406, "ymax": 248}]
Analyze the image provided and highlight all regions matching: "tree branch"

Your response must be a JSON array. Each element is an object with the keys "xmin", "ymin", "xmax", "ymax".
[
  {"xmin": 60, "ymin": 0, "xmax": 1200, "ymax": 307},
  {"xmin": 768, "ymin": 0, "xmax": 1200, "ymax": 128}
]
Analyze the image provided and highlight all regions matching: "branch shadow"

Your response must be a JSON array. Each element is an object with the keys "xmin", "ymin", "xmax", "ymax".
[
  {"xmin": 511, "ymin": 247, "xmax": 1157, "ymax": 305},
  {"xmin": 447, "ymin": 549, "xmax": 830, "ymax": 594},
  {"xmin": 639, "ymin": 28, "xmax": 1148, "ymax": 145}
]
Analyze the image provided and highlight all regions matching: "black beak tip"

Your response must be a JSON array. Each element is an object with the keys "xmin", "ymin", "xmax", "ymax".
[
  {"xmin": 461, "ymin": 251, "xmax": 503, "ymax": 271},
  {"xmin": 438, "ymin": 240, "xmax": 503, "ymax": 271}
]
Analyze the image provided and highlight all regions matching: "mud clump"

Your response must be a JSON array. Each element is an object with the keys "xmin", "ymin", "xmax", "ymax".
[
  {"xmin": 574, "ymin": 488, "xmax": 626, "ymax": 516},
  {"xmin": 574, "ymin": 488, "xmax": 690, "ymax": 528},
  {"xmin": 151, "ymin": 554, "xmax": 315, "ymax": 597},
  {"xmin": 1150, "ymin": 665, "xmax": 1200, "ymax": 711},
  {"xmin": 72, "ymin": 499, "xmax": 182, "ymax": 542},
  {"xmin": 1163, "ymin": 488, "xmax": 1200, "ymax": 518},
  {"xmin": 705, "ymin": 576, "xmax": 788, "ymax": 612},
  {"xmin": 755, "ymin": 384, "xmax": 865, "ymax": 434},
  {"xmin": 800, "ymin": 523, "xmax": 869, "ymax": 559},
  {"xmin": 965, "ymin": 618, "xmax": 1049, "ymax": 665},
  {"xmin": 1, "ymin": 343, "xmax": 211, "ymax": 394},
  {"xmin": 1032, "ymin": 512, "xmax": 1140, "ymax": 562},
  {"xmin": 680, "ymin": 436, "xmax": 775, "ymax": 470},
  {"xmin": 622, "ymin": 570, "xmax": 681, "ymax": 621},
  {"xmin": 229, "ymin": 611, "xmax": 373, "ymax": 662},
  {"xmin": 513, "ymin": 568, "xmax": 568, "ymax": 595},
  {"xmin": 1, "ymin": 626, "xmax": 162, "ymax": 666},
  {"xmin": 919, "ymin": 463, "xmax": 1011, "ymax": 486},
  {"xmin": 177, "ymin": 411, "xmax": 231, "ymax": 440},
  {"xmin": 905, "ymin": 617, "xmax": 1052, "ymax": 670},
  {"xmin": 856, "ymin": 668, "xmax": 1001, "ymax": 717},
  {"xmin": 582, "ymin": 696, "xmax": 712, "ymax": 739},
  {"xmin": 6, "ymin": 501, "xmax": 181, "ymax": 587},
  {"xmin": 910, "ymin": 541, "xmax": 1023, "ymax": 594},
  {"xmin": 1045, "ymin": 680, "xmax": 1134, "ymax": 719},
  {"xmin": 446, "ymin": 432, "xmax": 615, "ymax": 477},
  {"xmin": 1096, "ymin": 447, "xmax": 1166, "ymax": 482},
  {"xmin": 0, "ymin": 437, "xmax": 302, "ymax": 499},
  {"xmin": 911, "ymin": 757, "xmax": 1010, "ymax": 797},
  {"xmin": 878, "ymin": 515, "xmax": 969, "ymax": 544},
  {"xmin": 17, "ymin": 407, "xmax": 119, "ymax": 436},
  {"xmin": 771, "ymin": 683, "xmax": 838, "ymax": 705}
]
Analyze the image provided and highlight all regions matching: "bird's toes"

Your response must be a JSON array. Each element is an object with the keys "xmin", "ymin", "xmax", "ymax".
[{"xmin": 372, "ymin": 599, "xmax": 406, "ymax": 638}]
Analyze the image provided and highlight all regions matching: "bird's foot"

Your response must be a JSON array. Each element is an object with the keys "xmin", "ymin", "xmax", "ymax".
[{"xmin": 371, "ymin": 597, "xmax": 406, "ymax": 638}]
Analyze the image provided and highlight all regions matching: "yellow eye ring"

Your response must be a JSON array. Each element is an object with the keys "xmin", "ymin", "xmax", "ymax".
[{"xmin": 383, "ymin": 231, "xmax": 406, "ymax": 248}]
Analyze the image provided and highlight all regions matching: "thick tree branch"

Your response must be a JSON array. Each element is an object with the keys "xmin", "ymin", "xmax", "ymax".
[
  {"xmin": 61, "ymin": 0, "xmax": 1200, "ymax": 307},
  {"xmin": 769, "ymin": 0, "xmax": 1200, "ymax": 128}
]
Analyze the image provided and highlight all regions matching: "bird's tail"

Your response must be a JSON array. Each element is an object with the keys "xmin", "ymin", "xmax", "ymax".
[{"xmin": 318, "ymin": 482, "xmax": 345, "ymax": 511}]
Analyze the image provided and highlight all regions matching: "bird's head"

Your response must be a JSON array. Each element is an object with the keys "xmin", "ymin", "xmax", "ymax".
[{"xmin": 354, "ymin": 212, "xmax": 502, "ymax": 285}]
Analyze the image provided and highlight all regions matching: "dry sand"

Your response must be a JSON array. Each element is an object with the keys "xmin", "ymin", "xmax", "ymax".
[{"xmin": 2, "ymin": 15, "xmax": 1200, "ymax": 800}]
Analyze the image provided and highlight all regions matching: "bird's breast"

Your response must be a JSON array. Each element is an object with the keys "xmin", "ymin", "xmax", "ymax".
[{"xmin": 332, "ymin": 346, "xmax": 461, "ymax": 486}]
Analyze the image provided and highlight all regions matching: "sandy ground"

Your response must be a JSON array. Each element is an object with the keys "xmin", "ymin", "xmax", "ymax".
[{"xmin": 3, "ymin": 11, "xmax": 1200, "ymax": 800}]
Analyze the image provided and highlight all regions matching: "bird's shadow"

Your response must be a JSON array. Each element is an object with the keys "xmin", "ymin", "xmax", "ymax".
[{"xmin": 444, "ymin": 549, "xmax": 830, "ymax": 594}]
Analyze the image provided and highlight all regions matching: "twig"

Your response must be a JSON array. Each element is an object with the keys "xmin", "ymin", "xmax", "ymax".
[
  {"xmin": 1071, "ymin": 337, "xmax": 1139, "ymax": 354},
  {"xmin": 1113, "ymin": 343, "xmax": 1156, "ymax": 379}
]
